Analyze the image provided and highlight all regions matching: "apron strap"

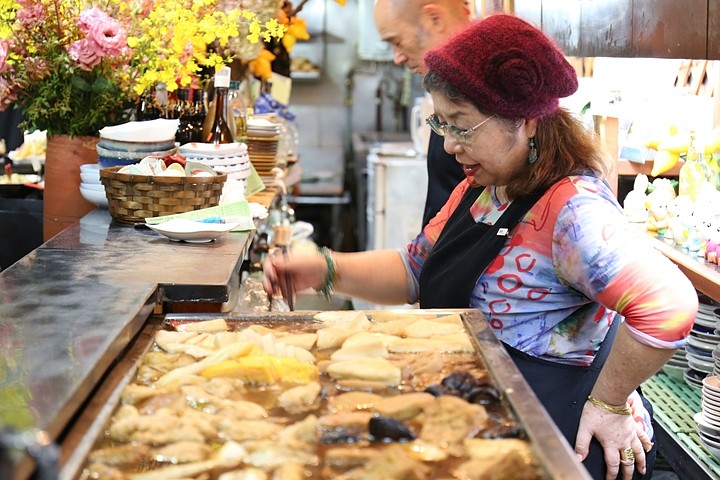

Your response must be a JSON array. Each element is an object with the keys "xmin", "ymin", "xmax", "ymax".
[{"xmin": 419, "ymin": 187, "xmax": 544, "ymax": 308}]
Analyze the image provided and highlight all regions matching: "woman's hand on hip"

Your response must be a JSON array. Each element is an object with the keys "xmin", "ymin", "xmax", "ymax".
[{"xmin": 575, "ymin": 399, "xmax": 648, "ymax": 480}]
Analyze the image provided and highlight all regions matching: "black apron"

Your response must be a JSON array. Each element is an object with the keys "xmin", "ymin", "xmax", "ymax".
[{"xmin": 418, "ymin": 185, "xmax": 654, "ymax": 480}]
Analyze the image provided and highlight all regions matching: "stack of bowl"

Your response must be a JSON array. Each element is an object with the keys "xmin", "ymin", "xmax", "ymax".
[
  {"xmin": 178, "ymin": 142, "xmax": 251, "ymax": 181},
  {"xmin": 97, "ymin": 119, "xmax": 179, "ymax": 168},
  {"xmin": 79, "ymin": 164, "xmax": 108, "ymax": 208},
  {"xmin": 694, "ymin": 376, "xmax": 720, "ymax": 459},
  {"xmin": 245, "ymin": 116, "xmax": 281, "ymax": 185},
  {"xmin": 682, "ymin": 293, "xmax": 720, "ymax": 389}
]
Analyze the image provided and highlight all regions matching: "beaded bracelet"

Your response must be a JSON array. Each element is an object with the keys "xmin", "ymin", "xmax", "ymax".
[
  {"xmin": 317, "ymin": 246, "xmax": 337, "ymax": 300},
  {"xmin": 587, "ymin": 395, "xmax": 632, "ymax": 416}
]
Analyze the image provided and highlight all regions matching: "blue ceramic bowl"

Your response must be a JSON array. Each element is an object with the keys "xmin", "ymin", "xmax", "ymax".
[
  {"xmin": 96, "ymin": 144, "xmax": 177, "ymax": 168},
  {"xmin": 97, "ymin": 138, "xmax": 177, "ymax": 153}
]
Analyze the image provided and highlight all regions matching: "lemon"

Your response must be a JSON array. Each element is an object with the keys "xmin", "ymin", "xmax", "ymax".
[{"xmin": 651, "ymin": 150, "xmax": 680, "ymax": 177}]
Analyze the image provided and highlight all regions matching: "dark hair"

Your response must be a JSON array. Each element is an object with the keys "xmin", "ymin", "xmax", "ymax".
[{"xmin": 423, "ymin": 70, "xmax": 611, "ymax": 199}]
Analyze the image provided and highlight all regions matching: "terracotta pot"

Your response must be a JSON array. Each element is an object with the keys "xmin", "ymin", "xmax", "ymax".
[{"xmin": 43, "ymin": 135, "xmax": 99, "ymax": 241}]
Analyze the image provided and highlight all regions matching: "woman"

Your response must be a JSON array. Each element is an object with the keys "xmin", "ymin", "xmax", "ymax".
[{"xmin": 264, "ymin": 15, "xmax": 697, "ymax": 480}]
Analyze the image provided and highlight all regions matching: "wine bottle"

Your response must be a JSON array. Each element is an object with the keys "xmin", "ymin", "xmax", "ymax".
[{"xmin": 204, "ymin": 67, "xmax": 234, "ymax": 144}]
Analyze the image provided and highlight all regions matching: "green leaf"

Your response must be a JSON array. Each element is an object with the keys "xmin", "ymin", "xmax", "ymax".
[
  {"xmin": 71, "ymin": 76, "xmax": 91, "ymax": 92},
  {"xmin": 92, "ymin": 76, "xmax": 114, "ymax": 93}
]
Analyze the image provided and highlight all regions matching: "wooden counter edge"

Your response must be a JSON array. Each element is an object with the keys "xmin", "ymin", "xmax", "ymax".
[{"xmin": 649, "ymin": 234, "xmax": 720, "ymax": 300}]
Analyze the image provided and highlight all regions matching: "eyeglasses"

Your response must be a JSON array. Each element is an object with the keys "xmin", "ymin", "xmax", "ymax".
[{"xmin": 425, "ymin": 113, "xmax": 496, "ymax": 144}]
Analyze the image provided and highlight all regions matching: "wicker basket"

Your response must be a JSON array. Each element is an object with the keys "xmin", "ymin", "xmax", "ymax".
[{"xmin": 99, "ymin": 166, "xmax": 227, "ymax": 224}]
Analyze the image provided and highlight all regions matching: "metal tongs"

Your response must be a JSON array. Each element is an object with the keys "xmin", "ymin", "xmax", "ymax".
[{"xmin": 271, "ymin": 223, "xmax": 294, "ymax": 311}]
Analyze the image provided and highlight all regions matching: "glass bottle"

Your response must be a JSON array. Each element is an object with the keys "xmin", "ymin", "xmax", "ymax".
[
  {"xmin": 679, "ymin": 130, "xmax": 710, "ymax": 202},
  {"xmin": 136, "ymin": 88, "xmax": 161, "ymax": 121},
  {"xmin": 174, "ymin": 88, "xmax": 195, "ymax": 145},
  {"xmin": 189, "ymin": 88, "xmax": 206, "ymax": 143},
  {"xmin": 204, "ymin": 67, "xmax": 234, "ymax": 144},
  {"xmin": 229, "ymin": 80, "xmax": 247, "ymax": 142}
]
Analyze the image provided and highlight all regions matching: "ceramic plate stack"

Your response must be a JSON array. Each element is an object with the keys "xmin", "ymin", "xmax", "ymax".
[
  {"xmin": 246, "ymin": 117, "xmax": 281, "ymax": 179},
  {"xmin": 97, "ymin": 119, "xmax": 179, "ymax": 168},
  {"xmin": 177, "ymin": 142, "xmax": 251, "ymax": 182},
  {"xmin": 78, "ymin": 164, "xmax": 108, "ymax": 208},
  {"xmin": 695, "ymin": 376, "xmax": 720, "ymax": 459},
  {"xmin": 684, "ymin": 293, "xmax": 720, "ymax": 389}
]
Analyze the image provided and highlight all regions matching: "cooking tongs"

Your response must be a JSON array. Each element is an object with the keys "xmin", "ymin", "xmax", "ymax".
[{"xmin": 271, "ymin": 223, "xmax": 294, "ymax": 311}]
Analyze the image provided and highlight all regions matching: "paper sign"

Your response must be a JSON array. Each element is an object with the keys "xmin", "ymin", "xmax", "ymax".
[
  {"xmin": 271, "ymin": 73, "xmax": 292, "ymax": 105},
  {"xmin": 244, "ymin": 163, "xmax": 266, "ymax": 197},
  {"xmin": 145, "ymin": 200, "xmax": 255, "ymax": 231}
]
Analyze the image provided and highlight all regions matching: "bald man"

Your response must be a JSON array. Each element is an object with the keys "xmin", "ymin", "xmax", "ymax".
[{"xmin": 374, "ymin": 0, "xmax": 470, "ymax": 226}]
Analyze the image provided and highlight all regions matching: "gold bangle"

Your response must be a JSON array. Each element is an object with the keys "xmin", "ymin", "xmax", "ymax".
[{"xmin": 587, "ymin": 395, "xmax": 632, "ymax": 416}]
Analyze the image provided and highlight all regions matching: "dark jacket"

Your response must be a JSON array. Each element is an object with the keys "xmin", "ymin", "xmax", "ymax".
[{"xmin": 422, "ymin": 131, "xmax": 465, "ymax": 227}]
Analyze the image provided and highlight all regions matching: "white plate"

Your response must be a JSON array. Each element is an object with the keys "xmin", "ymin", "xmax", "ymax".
[
  {"xmin": 145, "ymin": 219, "xmax": 240, "ymax": 243},
  {"xmin": 99, "ymin": 119, "xmax": 179, "ymax": 142}
]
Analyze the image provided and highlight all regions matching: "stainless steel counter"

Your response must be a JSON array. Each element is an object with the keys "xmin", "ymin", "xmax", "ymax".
[{"xmin": 0, "ymin": 209, "xmax": 254, "ymax": 456}]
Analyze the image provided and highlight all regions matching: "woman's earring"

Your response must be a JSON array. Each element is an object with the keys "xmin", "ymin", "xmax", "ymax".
[{"xmin": 528, "ymin": 137, "xmax": 538, "ymax": 165}]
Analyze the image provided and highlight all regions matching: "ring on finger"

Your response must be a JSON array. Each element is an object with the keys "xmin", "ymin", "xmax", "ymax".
[
  {"xmin": 619, "ymin": 447, "xmax": 635, "ymax": 462},
  {"xmin": 620, "ymin": 459, "xmax": 635, "ymax": 466}
]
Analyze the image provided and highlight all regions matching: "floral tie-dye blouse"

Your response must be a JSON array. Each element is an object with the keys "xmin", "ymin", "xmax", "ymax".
[{"xmin": 404, "ymin": 175, "xmax": 697, "ymax": 366}]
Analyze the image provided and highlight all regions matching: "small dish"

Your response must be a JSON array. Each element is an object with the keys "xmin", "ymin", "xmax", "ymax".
[
  {"xmin": 80, "ymin": 182, "xmax": 105, "ymax": 192},
  {"xmin": 145, "ymin": 219, "xmax": 240, "ymax": 243},
  {"xmin": 79, "ymin": 185, "xmax": 108, "ymax": 207},
  {"xmin": 696, "ymin": 412, "xmax": 720, "ymax": 434},
  {"xmin": 80, "ymin": 171, "xmax": 101, "ymax": 184},
  {"xmin": 704, "ymin": 375, "xmax": 720, "ymax": 394}
]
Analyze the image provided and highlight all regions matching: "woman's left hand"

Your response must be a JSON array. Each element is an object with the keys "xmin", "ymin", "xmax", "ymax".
[{"xmin": 574, "ymin": 400, "xmax": 647, "ymax": 480}]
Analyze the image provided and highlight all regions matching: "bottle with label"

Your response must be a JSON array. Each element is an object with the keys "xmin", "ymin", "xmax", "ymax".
[
  {"xmin": 679, "ymin": 130, "xmax": 710, "ymax": 201},
  {"xmin": 204, "ymin": 66, "xmax": 234, "ymax": 144}
]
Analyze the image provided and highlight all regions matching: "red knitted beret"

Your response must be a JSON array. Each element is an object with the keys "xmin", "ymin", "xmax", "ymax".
[{"xmin": 423, "ymin": 14, "xmax": 578, "ymax": 119}]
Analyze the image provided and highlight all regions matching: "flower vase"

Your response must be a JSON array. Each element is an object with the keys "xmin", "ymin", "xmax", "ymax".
[{"xmin": 43, "ymin": 135, "xmax": 100, "ymax": 241}]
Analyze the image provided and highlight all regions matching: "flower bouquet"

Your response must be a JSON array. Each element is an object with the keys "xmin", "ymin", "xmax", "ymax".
[{"xmin": 0, "ymin": 0, "xmax": 285, "ymax": 137}]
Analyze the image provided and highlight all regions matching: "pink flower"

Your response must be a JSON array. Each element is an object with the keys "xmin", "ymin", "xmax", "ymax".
[
  {"xmin": 16, "ymin": 2, "xmax": 45, "ymax": 28},
  {"xmin": 68, "ymin": 39, "xmax": 102, "ymax": 71},
  {"xmin": 77, "ymin": 8, "xmax": 111, "ymax": 33},
  {"xmin": 87, "ymin": 17, "xmax": 127, "ymax": 57},
  {"xmin": 0, "ymin": 40, "xmax": 10, "ymax": 74},
  {"xmin": 78, "ymin": 7, "xmax": 127, "ymax": 57}
]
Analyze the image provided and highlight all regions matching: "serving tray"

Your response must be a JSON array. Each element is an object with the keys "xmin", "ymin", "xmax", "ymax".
[{"xmin": 59, "ymin": 309, "xmax": 590, "ymax": 480}]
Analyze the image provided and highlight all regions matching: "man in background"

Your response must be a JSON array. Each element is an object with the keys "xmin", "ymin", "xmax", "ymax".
[{"xmin": 374, "ymin": 0, "xmax": 471, "ymax": 227}]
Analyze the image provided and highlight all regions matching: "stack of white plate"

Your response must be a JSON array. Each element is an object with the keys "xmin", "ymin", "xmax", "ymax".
[
  {"xmin": 79, "ymin": 164, "xmax": 108, "ymax": 208},
  {"xmin": 177, "ymin": 142, "xmax": 251, "ymax": 182},
  {"xmin": 694, "ymin": 376, "xmax": 720, "ymax": 459}
]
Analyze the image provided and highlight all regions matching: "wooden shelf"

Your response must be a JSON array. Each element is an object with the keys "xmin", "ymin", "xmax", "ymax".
[{"xmin": 650, "ymin": 234, "xmax": 720, "ymax": 300}]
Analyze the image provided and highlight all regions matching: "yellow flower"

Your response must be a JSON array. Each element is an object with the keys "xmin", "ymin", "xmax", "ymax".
[
  {"xmin": 282, "ymin": 16, "xmax": 309, "ymax": 52},
  {"xmin": 249, "ymin": 48, "xmax": 276, "ymax": 80}
]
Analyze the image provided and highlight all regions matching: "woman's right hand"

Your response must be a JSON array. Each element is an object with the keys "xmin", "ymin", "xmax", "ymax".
[{"xmin": 262, "ymin": 245, "xmax": 328, "ymax": 299}]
